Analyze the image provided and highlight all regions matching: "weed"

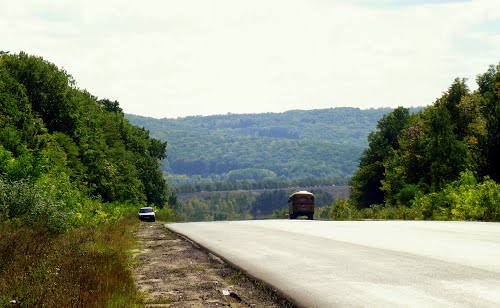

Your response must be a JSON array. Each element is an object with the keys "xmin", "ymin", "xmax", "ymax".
[
  {"xmin": 144, "ymin": 297, "xmax": 174, "ymax": 304},
  {"xmin": 0, "ymin": 217, "xmax": 143, "ymax": 307}
]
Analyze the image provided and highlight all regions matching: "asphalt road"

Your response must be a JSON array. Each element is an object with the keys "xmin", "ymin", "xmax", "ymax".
[{"xmin": 166, "ymin": 220, "xmax": 500, "ymax": 307}]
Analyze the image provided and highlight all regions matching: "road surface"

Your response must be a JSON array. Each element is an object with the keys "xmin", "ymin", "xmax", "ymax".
[{"xmin": 166, "ymin": 220, "xmax": 500, "ymax": 307}]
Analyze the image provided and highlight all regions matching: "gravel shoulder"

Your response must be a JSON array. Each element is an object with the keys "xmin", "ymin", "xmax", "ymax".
[{"xmin": 133, "ymin": 221, "xmax": 292, "ymax": 307}]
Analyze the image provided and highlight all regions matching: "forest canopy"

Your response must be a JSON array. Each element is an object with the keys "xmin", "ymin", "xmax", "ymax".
[
  {"xmin": 127, "ymin": 107, "xmax": 422, "ymax": 186},
  {"xmin": 350, "ymin": 63, "xmax": 500, "ymax": 221}
]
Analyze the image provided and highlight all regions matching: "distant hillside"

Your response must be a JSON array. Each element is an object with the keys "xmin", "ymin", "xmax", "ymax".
[
  {"xmin": 127, "ymin": 108, "xmax": 418, "ymax": 185},
  {"xmin": 177, "ymin": 185, "xmax": 350, "ymax": 202}
]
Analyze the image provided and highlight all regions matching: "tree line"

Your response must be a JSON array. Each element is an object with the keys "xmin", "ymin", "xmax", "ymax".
[
  {"xmin": 0, "ymin": 52, "xmax": 169, "ymax": 212},
  {"xmin": 126, "ymin": 107, "xmax": 411, "ymax": 185},
  {"xmin": 174, "ymin": 177, "xmax": 348, "ymax": 193},
  {"xmin": 349, "ymin": 63, "xmax": 500, "ymax": 221},
  {"xmin": 175, "ymin": 189, "xmax": 334, "ymax": 221}
]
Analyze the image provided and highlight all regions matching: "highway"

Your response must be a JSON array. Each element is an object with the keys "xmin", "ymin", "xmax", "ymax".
[{"xmin": 166, "ymin": 220, "xmax": 500, "ymax": 307}]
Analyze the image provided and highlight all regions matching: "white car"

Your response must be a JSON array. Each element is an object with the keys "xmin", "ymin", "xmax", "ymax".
[{"xmin": 138, "ymin": 207, "xmax": 156, "ymax": 222}]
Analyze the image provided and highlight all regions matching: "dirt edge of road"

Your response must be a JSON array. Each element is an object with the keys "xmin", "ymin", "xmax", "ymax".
[
  {"xmin": 133, "ymin": 221, "xmax": 297, "ymax": 307},
  {"xmin": 170, "ymin": 227, "xmax": 300, "ymax": 308}
]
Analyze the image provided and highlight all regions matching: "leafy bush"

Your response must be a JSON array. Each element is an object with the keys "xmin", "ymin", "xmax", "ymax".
[
  {"xmin": 394, "ymin": 184, "xmax": 424, "ymax": 207},
  {"xmin": 325, "ymin": 199, "xmax": 359, "ymax": 220},
  {"xmin": 0, "ymin": 146, "xmax": 44, "ymax": 182},
  {"xmin": 411, "ymin": 192, "xmax": 452, "ymax": 220},
  {"xmin": 271, "ymin": 207, "xmax": 288, "ymax": 219},
  {"xmin": 411, "ymin": 171, "xmax": 500, "ymax": 221},
  {"xmin": 450, "ymin": 177, "xmax": 500, "ymax": 221},
  {"xmin": 155, "ymin": 206, "xmax": 177, "ymax": 221},
  {"xmin": 0, "ymin": 179, "xmax": 68, "ymax": 233}
]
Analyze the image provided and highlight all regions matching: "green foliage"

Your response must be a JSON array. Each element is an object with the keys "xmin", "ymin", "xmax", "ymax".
[
  {"xmin": 319, "ymin": 199, "xmax": 422, "ymax": 221},
  {"xmin": 393, "ymin": 184, "xmax": 424, "ymax": 207},
  {"xmin": 0, "ymin": 51, "xmax": 169, "ymax": 207},
  {"xmin": 155, "ymin": 206, "xmax": 177, "ymax": 222},
  {"xmin": 226, "ymin": 168, "xmax": 278, "ymax": 182},
  {"xmin": 421, "ymin": 106, "xmax": 469, "ymax": 191},
  {"xmin": 0, "ymin": 146, "xmax": 44, "ymax": 181},
  {"xmin": 174, "ymin": 177, "xmax": 348, "ymax": 193},
  {"xmin": 347, "ymin": 170, "xmax": 500, "ymax": 222},
  {"xmin": 349, "ymin": 62, "xmax": 500, "ymax": 222},
  {"xmin": 476, "ymin": 64, "xmax": 500, "ymax": 182},
  {"xmin": 271, "ymin": 207, "xmax": 288, "ymax": 219},
  {"xmin": 127, "ymin": 108, "xmax": 414, "ymax": 184},
  {"xmin": 0, "ymin": 179, "xmax": 67, "ymax": 233},
  {"xmin": 322, "ymin": 199, "xmax": 359, "ymax": 220},
  {"xmin": 350, "ymin": 107, "xmax": 411, "ymax": 208},
  {"xmin": 176, "ymin": 188, "xmax": 335, "ymax": 221},
  {"xmin": 177, "ymin": 192, "xmax": 255, "ymax": 222},
  {"xmin": 0, "ymin": 51, "xmax": 171, "ymax": 306},
  {"xmin": 253, "ymin": 190, "xmax": 300, "ymax": 217},
  {"xmin": 359, "ymin": 204, "xmax": 421, "ymax": 220},
  {"xmin": 412, "ymin": 171, "xmax": 500, "ymax": 221},
  {"xmin": 2, "ymin": 52, "xmax": 77, "ymax": 134}
]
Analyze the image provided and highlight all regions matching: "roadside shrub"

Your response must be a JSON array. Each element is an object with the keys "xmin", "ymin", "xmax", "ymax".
[
  {"xmin": 359, "ymin": 204, "xmax": 420, "ymax": 220},
  {"xmin": 271, "ymin": 207, "xmax": 288, "ymax": 219},
  {"xmin": 410, "ymin": 171, "xmax": 500, "ymax": 221},
  {"xmin": 411, "ymin": 191, "xmax": 452, "ymax": 220},
  {"xmin": 155, "ymin": 206, "xmax": 177, "ymax": 221},
  {"xmin": 484, "ymin": 180, "xmax": 500, "ymax": 221},
  {"xmin": 394, "ymin": 184, "xmax": 424, "ymax": 207},
  {"xmin": 450, "ymin": 178, "xmax": 500, "ymax": 221},
  {"xmin": 315, "ymin": 205, "xmax": 331, "ymax": 219},
  {"xmin": 327, "ymin": 199, "xmax": 359, "ymax": 220},
  {"xmin": 0, "ymin": 179, "xmax": 68, "ymax": 233}
]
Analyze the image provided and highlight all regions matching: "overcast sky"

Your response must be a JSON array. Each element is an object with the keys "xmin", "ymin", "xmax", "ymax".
[{"xmin": 2, "ymin": 0, "xmax": 500, "ymax": 118}]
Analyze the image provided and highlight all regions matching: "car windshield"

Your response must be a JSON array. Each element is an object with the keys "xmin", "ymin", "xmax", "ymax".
[{"xmin": 139, "ymin": 208, "xmax": 153, "ymax": 213}]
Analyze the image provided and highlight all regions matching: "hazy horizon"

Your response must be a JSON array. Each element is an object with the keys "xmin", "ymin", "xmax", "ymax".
[
  {"xmin": 3, "ymin": 0, "xmax": 499, "ymax": 118},
  {"xmin": 127, "ymin": 105, "xmax": 409, "ymax": 120}
]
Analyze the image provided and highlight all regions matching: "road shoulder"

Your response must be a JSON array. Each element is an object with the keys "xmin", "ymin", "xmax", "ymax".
[{"xmin": 133, "ymin": 221, "xmax": 292, "ymax": 307}]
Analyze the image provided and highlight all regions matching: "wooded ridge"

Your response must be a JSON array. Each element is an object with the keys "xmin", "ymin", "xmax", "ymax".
[{"xmin": 127, "ymin": 107, "xmax": 420, "ymax": 186}]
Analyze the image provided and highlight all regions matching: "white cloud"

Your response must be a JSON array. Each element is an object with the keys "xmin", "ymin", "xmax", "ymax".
[{"xmin": 1, "ymin": 0, "xmax": 499, "ymax": 118}]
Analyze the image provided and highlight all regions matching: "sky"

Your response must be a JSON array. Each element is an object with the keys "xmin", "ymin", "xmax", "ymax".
[{"xmin": 2, "ymin": 0, "xmax": 500, "ymax": 118}]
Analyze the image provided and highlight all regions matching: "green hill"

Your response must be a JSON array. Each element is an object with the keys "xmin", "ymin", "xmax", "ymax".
[{"xmin": 127, "ymin": 108, "xmax": 420, "ymax": 186}]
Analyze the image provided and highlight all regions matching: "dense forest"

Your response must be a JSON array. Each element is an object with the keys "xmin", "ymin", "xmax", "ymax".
[
  {"xmin": 347, "ymin": 63, "xmax": 500, "ymax": 221},
  {"xmin": 0, "ymin": 52, "xmax": 169, "ymax": 208},
  {"xmin": 175, "ymin": 189, "xmax": 335, "ymax": 221},
  {"xmin": 0, "ymin": 51, "xmax": 172, "ymax": 306},
  {"xmin": 175, "ymin": 177, "xmax": 348, "ymax": 194},
  {"xmin": 127, "ymin": 107, "xmax": 420, "ymax": 186}
]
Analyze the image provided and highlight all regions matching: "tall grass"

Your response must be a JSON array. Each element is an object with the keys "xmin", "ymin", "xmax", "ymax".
[{"xmin": 0, "ymin": 217, "xmax": 142, "ymax": 307}]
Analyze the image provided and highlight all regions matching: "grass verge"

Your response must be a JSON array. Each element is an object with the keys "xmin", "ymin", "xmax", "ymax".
[{"xmin": 0, "ymin": 217, "xmax": 142, "ymax": 307}]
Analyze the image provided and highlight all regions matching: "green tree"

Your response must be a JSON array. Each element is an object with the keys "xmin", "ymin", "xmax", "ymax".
[
  {"xmin": 0, "ymin": 52, "xmax": 169, "ymax": 207},
  {"xmin": 476, "ymin": 63, "xmax": 500, "ymax": 182},
  {"xmin": 382, "ymin": 84, "xmax": 472, "ymax": 206},
  {"xmin": 421, "ymin": 106, "xmax": 469, "ymax": 191},
  {"xmin": 439, "ymin": 78, "xmax": 469, "ymax": 135},
  {"xmin": 3, "ymin": 52, "xmax": 77, "ymax": 134},
  {"xmin": 350, "ymin": 107, "xmax": 411, "ymax": 209}
]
